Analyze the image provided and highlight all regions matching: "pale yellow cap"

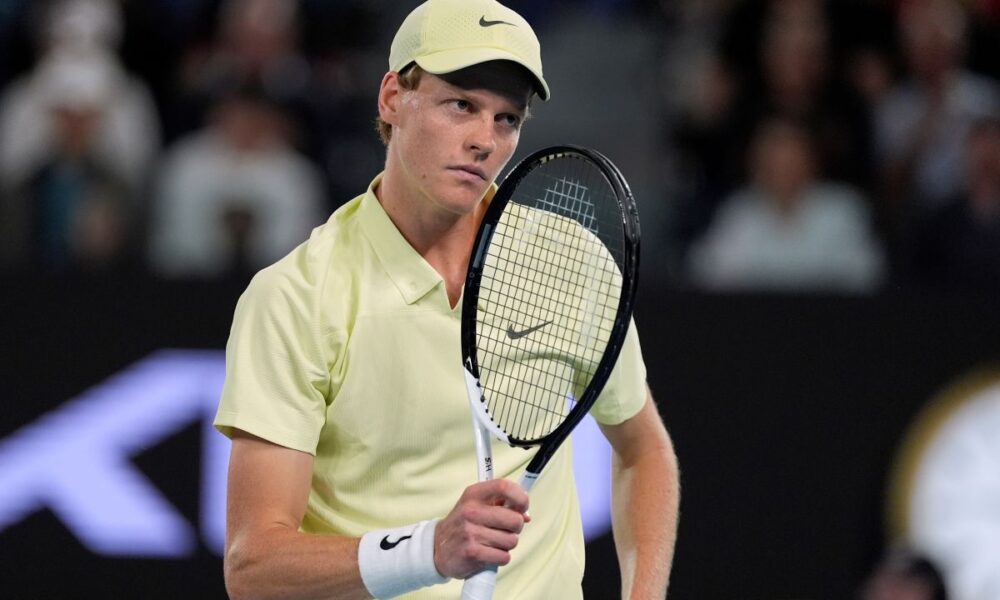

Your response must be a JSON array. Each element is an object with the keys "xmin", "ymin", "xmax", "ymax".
[{"xmin": 389, "ymin": 0, "xmax": 550, "ymax": 100}]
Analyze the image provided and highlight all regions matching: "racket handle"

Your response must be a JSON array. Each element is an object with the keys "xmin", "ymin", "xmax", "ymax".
[
  {"xmin": 458, "ymin": 471, "xmax": 538, "ymax": 600},
  {"xmin": 460, "ymin": 566, "xmax": 498, "ymax": 600}
]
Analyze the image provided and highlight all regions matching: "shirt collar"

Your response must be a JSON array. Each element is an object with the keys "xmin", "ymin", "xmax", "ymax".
[
  {"xmin": 358, "ymin": 173, "xmax": 499, "ymax": 306},
  {"xmin": 356, "ymin": 173, "xmax": 440, "ymax": 305}
]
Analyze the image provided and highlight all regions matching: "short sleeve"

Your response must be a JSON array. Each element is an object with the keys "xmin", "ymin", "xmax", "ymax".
[
  {"xmin": 214, "ymin": 261, "xmax": 332, "ymax": 454},
  {"xmin": 588, "ymin": 318, "xmax": 647, "ymax": 425}
]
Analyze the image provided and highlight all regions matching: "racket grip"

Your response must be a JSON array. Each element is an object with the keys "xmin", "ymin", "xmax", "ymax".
[
  {"xmin": 458, "ymin": 472, "xmax": 537, "ymax": 600},
  {"xmin": 460, "ymin": 566, "xmax": 498, "ymax": 600}
]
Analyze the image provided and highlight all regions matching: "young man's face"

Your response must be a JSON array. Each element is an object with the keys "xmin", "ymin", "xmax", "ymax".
[{"xmin": 385, "ymin": 61, "xmax": 533, "ymax": 217}]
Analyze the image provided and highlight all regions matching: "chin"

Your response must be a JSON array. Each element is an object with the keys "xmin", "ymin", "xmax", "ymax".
[{"xmin": 437, "ymin": 184, "xmax": 489, "ymax": 215}]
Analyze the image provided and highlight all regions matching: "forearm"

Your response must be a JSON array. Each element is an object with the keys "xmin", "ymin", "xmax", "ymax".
[
  {"xmin": 225, "ymin": 476, "xmax": 530, "ymax": 600},
  {"xmin": 611, "ymin": 428, "xmax": 680, "ymax": 600},
  {"xmin": 225, "ymin": 527, "xmax": 368, "ymax": 600},
  {"xmin": 222, "ymin": 431, "xmax": 530, "ymax": 600}
]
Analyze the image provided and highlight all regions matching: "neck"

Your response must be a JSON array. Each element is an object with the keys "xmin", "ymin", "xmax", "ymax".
[{"xmin": 375, "ymin": 163, "xmax": 489, "ymax": 307}]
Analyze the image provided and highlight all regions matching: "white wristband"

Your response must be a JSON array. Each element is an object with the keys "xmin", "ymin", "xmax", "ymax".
[{"xmin": 357, "ymin": 519, "xmax": 449, "ymax": 599}]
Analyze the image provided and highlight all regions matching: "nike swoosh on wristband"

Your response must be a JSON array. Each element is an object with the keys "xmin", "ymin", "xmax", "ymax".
[
  {"xmin": 379, "ymin": 535, "xmax": 413, "ymax": 550},
  {"xmin": 506, "ymin": 320, "xmax": 553, "ymax": 340},
  {"xmin": 479, "ymin": 16, "xmax": 516, "ymax": 27}
]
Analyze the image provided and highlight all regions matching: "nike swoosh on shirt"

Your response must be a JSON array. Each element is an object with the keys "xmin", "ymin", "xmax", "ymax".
[
  {"xmin": 506, "ymin": 320, "xmax": 553, "ymax": 340},
  {"xmin": 380, "ymin": 534, "xmax": 413, "ymax": 550},
  {"xmin": 479, "ymin": 16, "xmax": 516, "ymax": 27}
]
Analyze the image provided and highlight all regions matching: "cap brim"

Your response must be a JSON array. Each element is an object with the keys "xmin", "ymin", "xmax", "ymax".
[{"xmin": 414, "ymin": 47, "xmax": 550, "ymax": 101}]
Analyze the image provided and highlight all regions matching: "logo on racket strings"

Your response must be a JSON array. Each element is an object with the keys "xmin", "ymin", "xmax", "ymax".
[{"xmin": 506, "ymin": 320, "xmax": 553, "ymax": 340}]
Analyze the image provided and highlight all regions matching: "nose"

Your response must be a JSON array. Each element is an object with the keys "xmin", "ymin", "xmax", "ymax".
[{"xmin": 467, "ymin": 115, "xmax": 497, "ymax": 157}]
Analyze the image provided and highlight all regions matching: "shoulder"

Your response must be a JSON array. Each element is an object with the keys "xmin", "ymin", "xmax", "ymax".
[
  {"xmin": 710, "ymin": 188, "xmax": 768, "ymax": 227},
  {"xmin": 262, "ymin": 195, "xmax": 365, "ymax": 284},
  {"xmin": 956, "ymin": 72, "xmax": 1000, "ymax": 102},
  {"xmin": 242, "ymin": 194, "xmax": 367, "ymax": 327},
  {"xmin": 158, "ymin": 132, "xmax": 217, "ymax": 175},
  {"xmin": 809, "ymin": 183, "xmax": 869, "ymax": 218},
  {"xmin": 265, "ymin": 145, "xmax": 326, "ymax": 188}
]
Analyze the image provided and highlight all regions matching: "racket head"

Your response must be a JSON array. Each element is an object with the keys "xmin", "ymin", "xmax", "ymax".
[{"xmin": 461, "ymin": 145, "xmax": 640, "ymax": 449}]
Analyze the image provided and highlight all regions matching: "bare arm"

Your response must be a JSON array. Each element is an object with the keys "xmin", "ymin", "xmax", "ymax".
[
  {"xmin": 600, "ymin": 389, "xmax": 680, "ymax": 600},
  {"xmin": 223, "ymin": 429, "xmax": 369, "ymax": 600},
  {"xmin": 223, "ymin": 430, "xmax": 530, "ymax": 600}
]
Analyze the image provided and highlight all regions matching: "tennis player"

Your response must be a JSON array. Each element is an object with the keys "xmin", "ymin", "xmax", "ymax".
[{"xmin": 214, "ymin": 1, "xmax": 679, "ymax": 598}]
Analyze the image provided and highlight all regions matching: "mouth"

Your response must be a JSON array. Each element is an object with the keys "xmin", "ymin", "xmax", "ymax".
[{"xmin": 449, "ymin": 165, "xmax": 487, "ymax": 181}]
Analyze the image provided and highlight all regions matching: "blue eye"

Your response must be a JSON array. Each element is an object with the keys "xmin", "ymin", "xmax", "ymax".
[{"xmin": 499, "ymin": 114, "xmax": 521, "ymax": 129}]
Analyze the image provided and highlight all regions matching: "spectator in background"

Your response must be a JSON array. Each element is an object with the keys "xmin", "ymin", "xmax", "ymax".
[
  {"xmin": 300, "ymin": 1, "xmax": 391, "ymax": 209},
  {"xmin": 171, "ymin": 0, "xmax": 313, "ymax": 142},
  {"xmin": 687, "ymin": 116, "xmax": 885, "ymax": 293},
  {"xmin": 670, "ymin": 0, "xmax": 873, "ymax": 262},
  {"xmin": 169, "ymin": 0, "xmax": 384, "ymax": 213},
  {"xmin": 874, "ymin": 0, "xmax": 1000, "ymax": 218},
  {"xmin": 0, "ymin": 50, "xmax": 137, "ymax": 271},
  {"xmin": 148, "ymin": 84, "xmax": 325, "ymax": 279},
  {"xmin": 963, "ymin": 0, "xmax": 1000, "ymax": 81},
  {"xmin": 859, "ymin": 546, "xmax": 948, "ymax": 600},
  {"xmin": 744, "ymin": 0, "xmax": 873, "ymax": 189},
  {"xmin": 903, "ymin": 116, "xmax": 1000, "ymax": 293},
  {"xmin": 0, "ymin": 0, "xmax": 160, "ymax": 193}
]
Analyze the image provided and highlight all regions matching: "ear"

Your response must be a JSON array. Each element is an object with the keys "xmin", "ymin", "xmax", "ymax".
[{"xmin": 378, "ymin": 71, "xmax": 403, "ymax": 128}]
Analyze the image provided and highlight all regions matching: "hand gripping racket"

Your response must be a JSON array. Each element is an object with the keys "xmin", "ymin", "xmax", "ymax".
[{"xmin": 459, "ymin": 146, "xmax": 640, "ymax": 599}]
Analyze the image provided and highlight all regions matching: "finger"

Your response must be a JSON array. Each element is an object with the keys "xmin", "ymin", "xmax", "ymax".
[
  {"xmin": 458, "ymin": 501, "xmax": 526, "ymax": 534},
  {"xmin": 466, "ymin": 479, "xmax": 530, "ymax": 513},
  {"xmin": 480, "ymin": 505, "xmax": 528, "ymax": 534},
  {"xmin": 435, "ymin": 529, "xmax": 514, "ymax": 579},
  {"xmin": 471, "ymin": 527, "xmax": 519, "ymax": 553},
  {"xmin": 460, "ymin": 546, "xmax": 513, "ymax": 577}
]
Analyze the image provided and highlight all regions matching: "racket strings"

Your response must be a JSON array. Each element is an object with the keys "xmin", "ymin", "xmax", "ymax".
[
  {"xmin": 483, "ymin": 245, "xmax": 619, "ymax": 333},
  {"xmin": 475, "ymin": 158, "xmax": 626, "ymax": 442},
  {"xmin": 479, "ymin": 250, "xmax": 616, "ymax": 438},
  {"xmin": 478, "ymin": 242, "xmax": 619, "ymax": 357},
  {"xmin": 536, "ymin": 176, "xmax": 598, "ymax": 235},
  {"xmin": 480, "ymin": 250, "xmax": 592, "ymax": 438}
]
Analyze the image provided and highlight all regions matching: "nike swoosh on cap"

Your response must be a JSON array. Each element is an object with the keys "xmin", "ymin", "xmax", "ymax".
[{"xmin": 479, "ymin": 15, "xmax": 516, "ymax": 27}]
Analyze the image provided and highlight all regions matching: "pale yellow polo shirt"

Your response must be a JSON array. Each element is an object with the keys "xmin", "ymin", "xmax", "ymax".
[{"xmin": 215, "ymin": 173, "xmax": 648, "ymax": 599}]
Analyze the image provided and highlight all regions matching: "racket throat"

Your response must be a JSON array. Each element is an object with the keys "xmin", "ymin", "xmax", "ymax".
[
  {"xmin": 518, "ymin": 470, "xmax": 540, "ymax": 493},
  {"xmin": 463, "ymin": 366, "xmax": 510, "ymax": 445}
]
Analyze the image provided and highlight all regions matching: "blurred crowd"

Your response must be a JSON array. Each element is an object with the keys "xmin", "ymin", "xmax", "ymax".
[
  {"xmin": 0, "ymin": 0, "xmax": 384, "ymax": 278},
  {"xmin": 663, "ymin": 0, "xmax": 1000, "ymax": 294},
  {"xmin": 0, "ymin": 0, "xmax": 997, "ymax": 294}
]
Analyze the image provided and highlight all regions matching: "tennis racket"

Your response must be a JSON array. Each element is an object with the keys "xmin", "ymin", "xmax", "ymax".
[{"xmin": 459, "ymin": 145, "xmax": 640, "ymax": 600}]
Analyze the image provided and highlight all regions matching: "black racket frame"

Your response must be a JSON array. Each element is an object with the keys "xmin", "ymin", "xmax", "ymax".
[{"xmin": 461, "ymin": 145, "xmax": 641, "ymax": 475}]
